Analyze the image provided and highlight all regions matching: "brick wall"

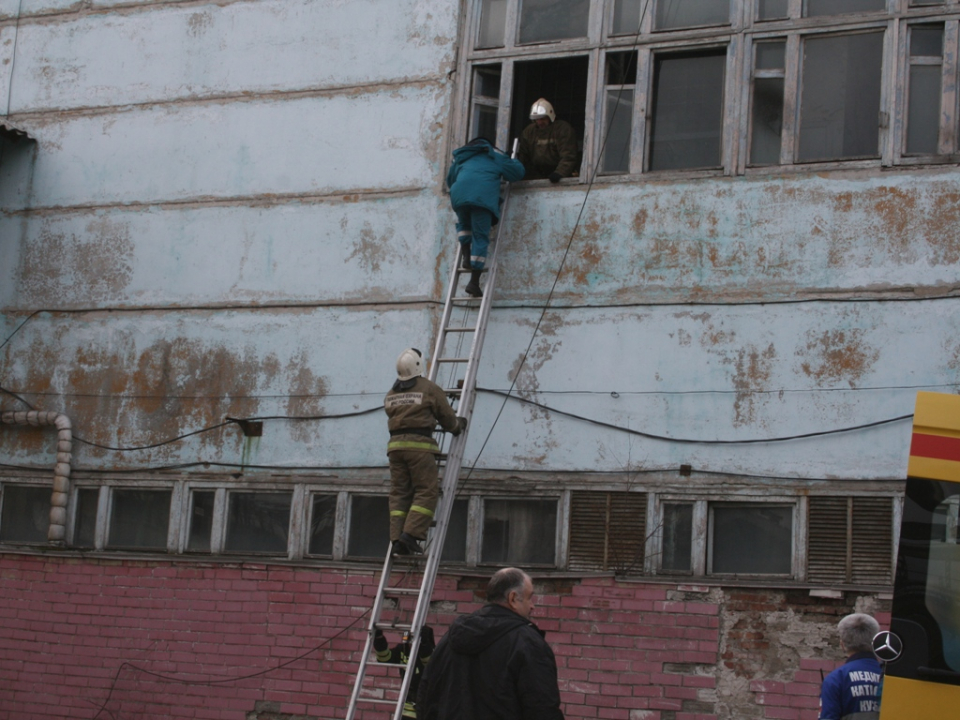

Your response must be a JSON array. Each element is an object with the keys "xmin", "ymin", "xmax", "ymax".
[{"xmin": 0, "ymin": 554, "xmax": 888, "ymax": 720}]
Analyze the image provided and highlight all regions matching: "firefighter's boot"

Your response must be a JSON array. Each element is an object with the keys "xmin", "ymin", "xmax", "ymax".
[{"xmin": 464, "ymin": 270, "xmax": 483, "ymax": 298}]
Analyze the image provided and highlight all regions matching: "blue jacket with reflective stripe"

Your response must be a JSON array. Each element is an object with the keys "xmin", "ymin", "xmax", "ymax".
[{"xmin": 446, "ymin": 139, "xmax": 525, "ymax": 219}]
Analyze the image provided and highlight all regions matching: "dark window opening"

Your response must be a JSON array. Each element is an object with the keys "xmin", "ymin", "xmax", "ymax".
[
  {"xmin": 0, "ymin": 485, "xmax": 49, "ymax": 544},
  {"xmin": 511, "ymin": 56, "xmax": 587, "ymax": 172},
  {"xmin": 108, "ymin": 489, "xmax": 172, "ymax": 551},
  {"xmin": 187, "ymin": 490, "xmax": 215, "ymax": 552},
  {"xmin": 223, "ymin": 491, "xmax": 291, "ymax": 554}
]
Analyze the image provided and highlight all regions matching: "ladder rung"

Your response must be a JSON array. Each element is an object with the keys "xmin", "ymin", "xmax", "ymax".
[
  {"xmin": 456, "ymin": 267, "xmax": 488, "ymax": 273},
  {"xmin": 443, "ymin": 326, "xmax": 476, "ymax": 333},
  {"xmin": 382, "ymin": 587, "xmax": 421, "ymax": 596},
  {"xmin": 357, "ymin": 698, "xmax": 401, "ymax": 706},
  {"xmin": 363, "ymin": 657, "xmax": 407, "ymax": 669},
  {"xmin": 437, "ymin": 357, "xmax": 469, "ymax": 364}
]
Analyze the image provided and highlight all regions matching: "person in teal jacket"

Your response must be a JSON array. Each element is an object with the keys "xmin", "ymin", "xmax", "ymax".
[{"xmin": 446, "ymin": 138, "xmax": 525, "ymax": 297}]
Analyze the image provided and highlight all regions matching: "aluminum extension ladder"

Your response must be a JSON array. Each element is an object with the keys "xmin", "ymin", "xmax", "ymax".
[{"xmin": 344, "ymin": 140, "xmax": 519, "ymax": 720}]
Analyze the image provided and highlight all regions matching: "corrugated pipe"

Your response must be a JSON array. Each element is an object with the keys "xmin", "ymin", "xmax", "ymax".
[{"xmin": 1, "ymin": 410, "xmax": 72, "ymax": 544}]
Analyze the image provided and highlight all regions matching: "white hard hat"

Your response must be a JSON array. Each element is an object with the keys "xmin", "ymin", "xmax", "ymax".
[
  {"xmin": 529, "ymin": 98, "xmax": 556, "ymax": 123},
  {"xmin": 396, "ymin": 348, "xmax": 424, "ymax": 381}
]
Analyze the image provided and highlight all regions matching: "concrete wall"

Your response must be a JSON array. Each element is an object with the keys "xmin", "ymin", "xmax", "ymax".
[{"xmin": 0, "ymin": 553, "xmax": 889, "ymax": 720}]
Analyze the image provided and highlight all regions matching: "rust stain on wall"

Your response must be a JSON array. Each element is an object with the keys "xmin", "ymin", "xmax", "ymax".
[
  {"xmin": 19, "ymin": 218, "xmax": 135, "ymax": 303},
  {"xmin": 345, "ymin": 221, "xmax": 394, "ymax": 273},
  {"xmin": 727, "ymin": 343, "xmax": 776, "ymax": 428},
  {"xmin": 799, "ymin": 329, "xmax": 879, "ymax": 388}
]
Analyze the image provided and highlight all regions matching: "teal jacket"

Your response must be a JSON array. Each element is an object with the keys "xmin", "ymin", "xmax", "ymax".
[{"xmin": 446, "ymin": 139, "xmax": 525, "ymax": 219}]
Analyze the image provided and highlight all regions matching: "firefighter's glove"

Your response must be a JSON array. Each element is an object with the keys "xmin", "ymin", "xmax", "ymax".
[
  {"xmin": 455, "ymin": 417, "xmax": 468, "ymax": 435},
  {"xmin": 419, "ymin": 625, "xmax": 436, "ymax": 658},
  {"xmin": 373, "ymin": 628, "xmax": 388, "ymax": 653},
  {"xmin": 549, "ymin": 172, "xmax": 562, "ymax": 184}
]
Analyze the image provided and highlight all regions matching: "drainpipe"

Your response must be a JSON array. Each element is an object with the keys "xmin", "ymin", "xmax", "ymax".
[{"xmin": 1, "ymin": 410, "xmax": 72, "ymax": 545}]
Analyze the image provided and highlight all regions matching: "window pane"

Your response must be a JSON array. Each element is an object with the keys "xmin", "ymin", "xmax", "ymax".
[
  {"xmin": 612, "ymin": 0, "xmax": 642, "ymax": 35},
  {"xmin": 655, "ymin": 0, "xmax": 729, "ymax": 30},
  {"xmin": 711, "ymin": 505, "xmax": 792, "ymax": 574},
  {"xmin": 308, "ymin": 494, "xmax": 336, "ymax": 556},
  {"xmin": 756, "ymin": 41, "xmax": 785, "ymax": 71},
  {"xmin": 907, "ymin": 65, "xmax": 942, "ymax": 154},
  {"xmin": 0, "ymin": 485, "xmax": 48, "ymax": 543},
  {"xmin": 602, "ymin": 89, "xmax": 634, "ymax": 173},
  {"xmin": 912, "ymin": 25, "xmax": 944, "ymax": 57},
  {"xmin": 798, "ymin": 33, "xmax": 883, "ymax": 162},
  {"xmin": 519, "ymin": 0, "xmax": 589, "ymax": 44},
  {"xmin": 758, "ymin": 0, "xmax": 788, "ymax": 20},
  {"xmin": 478, "ymin": 0, "xmax": 507, "ymax": 49},
  {"xmin": 482, "ymin": 499, "xmax": 557, "ymax": 565},
  {"xmin": 108, "ymin": 489, "xmax": 171, "ymax": 550},
  {"xmin": 441, "ymin": 499, "xmax": 469, "ymax": 562},
  {"xmin": 348, "ymin": 495, "xmax": 389, "ymax": 558},
  {"xmin": 74, "ymin": 488, "xmax": 98, "ymax": 548},
  {"xmin": 805, "ymin": 0, "xmax": 885, "ymax": 16},
  {"xmin": 187, "ymin": 490, "xmax": 215, "ymax": 552},
  {"xmin": 751, "ymin": 78, "xmax": 784, "ymax": 165},
  {"xmin": 649, "ymin": 50, "xmax": 726, "ymax": 171},
  {"xmin": 224, "ymin": 491, "xmax": 291, "ymax": 554},
  {"xmin": 662, "ymin": 503, "xmax": 693, "ymax": 572}
]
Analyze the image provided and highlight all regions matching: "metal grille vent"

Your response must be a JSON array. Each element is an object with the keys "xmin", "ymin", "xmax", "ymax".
[
  {"xmin": 808, "ymin": 496, "xmax": 893, "ymax": 585},
  {"xmin": 568, "ymin": 491, "xmax": 647, "ymax": 573}
]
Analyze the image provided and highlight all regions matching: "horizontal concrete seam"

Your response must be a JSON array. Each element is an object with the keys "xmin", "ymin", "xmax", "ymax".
[
  {"xmin": 0, "ymin": 0, "xmax": 292, "ymax": 25},
  {"xmin": 3, "ymin": 74, "xmax": 448, "ymax": 120},
  {"xmin": 0, "ymin": 185, "xmax": 429, "ymax": 216}
]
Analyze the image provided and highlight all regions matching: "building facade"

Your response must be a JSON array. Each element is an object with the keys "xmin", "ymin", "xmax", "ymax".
[{"xmin": 2, "ymin": 0, "xmax": 959, "ymax": 718}]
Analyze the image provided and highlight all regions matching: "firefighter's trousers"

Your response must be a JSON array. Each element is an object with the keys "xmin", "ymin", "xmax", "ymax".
[{"xmin": 388, "ymin": 449, "xmax": 439, "ymax": 541}]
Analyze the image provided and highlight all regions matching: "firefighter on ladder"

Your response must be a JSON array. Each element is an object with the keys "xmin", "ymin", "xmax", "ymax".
[
  {"xmin": 384, "ymin": 348, "xmax": 466, "ymax": 555},
  {"xmin": 373, "ymin": 625, "xmax": 435, "ymax": 718}
]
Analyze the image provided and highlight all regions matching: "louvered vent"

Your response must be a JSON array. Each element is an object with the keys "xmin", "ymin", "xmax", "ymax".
[
  {"xmin": 808, "ymin": 496, "xmax": 893, "ymax": 585},
  {"xmin": 568, "ymin": 491, "xmax": 647, "ymax": 573},
  {"xmin": 808, "ymin": 497, "xmax": 849, "ymax": 583},
  {"xmin": 851, "ymin": 496, "xmax": 893, "ymax": 585}
]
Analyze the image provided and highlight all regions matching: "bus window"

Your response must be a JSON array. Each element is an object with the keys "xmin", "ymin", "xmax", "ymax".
[{"xmin": 927, "ymin": 494, "xmax": 960, "ymax": 670}]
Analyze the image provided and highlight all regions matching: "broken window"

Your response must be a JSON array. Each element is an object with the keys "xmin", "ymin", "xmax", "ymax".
[
  {"xmin": 0, "ymin": 484, "xmax": 49, "ymax": 543},
  {"xmin": 223, "ymin": 491, "xmax": 291, "ymax": 554},
  {"xmin": 749, "ymin": 40, "xmax": 786, "ymax": 166},
  {"xmin": 107, "ymin": 488, "xmax": 172, "ymax": 550},
  {"xmin": 482, "ymin": 498, "xmax": 557, "ymax": 565}
]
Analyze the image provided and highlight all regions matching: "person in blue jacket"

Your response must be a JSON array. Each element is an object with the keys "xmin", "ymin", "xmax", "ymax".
[
  {"xmin": 819, "ymin": 613, "xmax": 882, "ymax": 720},
  {"xmin": 446, "ymin": 138, "xmax": 525, "ymax": 298}
]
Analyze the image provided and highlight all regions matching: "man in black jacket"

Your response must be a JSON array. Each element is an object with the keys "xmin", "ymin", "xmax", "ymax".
[{"xmin": 416, "ymin": 568, "xmax": 565, "ymax": 720}]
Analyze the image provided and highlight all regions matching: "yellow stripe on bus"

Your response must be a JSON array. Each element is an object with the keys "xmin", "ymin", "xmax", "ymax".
[
  {"xmin": 879, "ymin": 675, "xmax": 960, "ymax": 720},
  {"xmin": 913, "ymin": 391, "xmax": 960, "ymax": 436},
  {"xmin": 907, "ymin": 455, "xmax": 960, "ymax": 483}
]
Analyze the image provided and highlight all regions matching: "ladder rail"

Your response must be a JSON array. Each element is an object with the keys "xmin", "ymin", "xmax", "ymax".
[{"xmin": 347, "ymin": 139, "xmax": 520, "ymax": 720}]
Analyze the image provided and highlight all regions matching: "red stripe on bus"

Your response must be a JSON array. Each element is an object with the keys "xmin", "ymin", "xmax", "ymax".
[{"xmin": 910, "ymin": 433, "xmax": 960, "ymax": 462}]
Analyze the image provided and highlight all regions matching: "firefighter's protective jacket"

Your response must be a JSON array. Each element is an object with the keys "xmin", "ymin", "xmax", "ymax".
[
  {"xmin": 385, "ymin": 376, "xmax": 461, "ymax": 455},
  {"xmin": 518, "ymin": 119, "xmax": 578, "ymax": 180}
]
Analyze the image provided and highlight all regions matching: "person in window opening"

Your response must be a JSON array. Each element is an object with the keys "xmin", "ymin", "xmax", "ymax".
[
  {"xmin": 819, "ymin": 613, "xmax": 883, "ymax": 720},
  {"xmin": 416, "ymin": 567, "xmax": 565, "ymax": 720},
  {"xmin": 384, "ymin": 347, "xmax": 466, "ymax": 555},
  {"xmin": 518, "ymin": 98, "xmax": 578, "ymax": 183},
  {"xmin": 374, "ymin": 625, "xmax": 435, "ymax": 719},
  {"xmin": 446, "ymin": 137, "xmax": 525, "ymax": 298}
]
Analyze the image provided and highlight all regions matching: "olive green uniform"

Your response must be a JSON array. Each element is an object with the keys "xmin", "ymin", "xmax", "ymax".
[
  {"xmin": 518, "ymin": 119, "xmax": 579, "ymax": 179},
  {"xmin": 384, "ymin": 376, "xmax": 462, "ymax": 541}
]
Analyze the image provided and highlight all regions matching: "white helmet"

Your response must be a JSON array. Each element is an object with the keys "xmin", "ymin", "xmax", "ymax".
[
  {"xmin": 529, "ymin": 98, "xmax": 556, "ymax": 123},
  {"xmin": 396, "ymin": 348, "xmax": 424, "ymax": 381}
]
